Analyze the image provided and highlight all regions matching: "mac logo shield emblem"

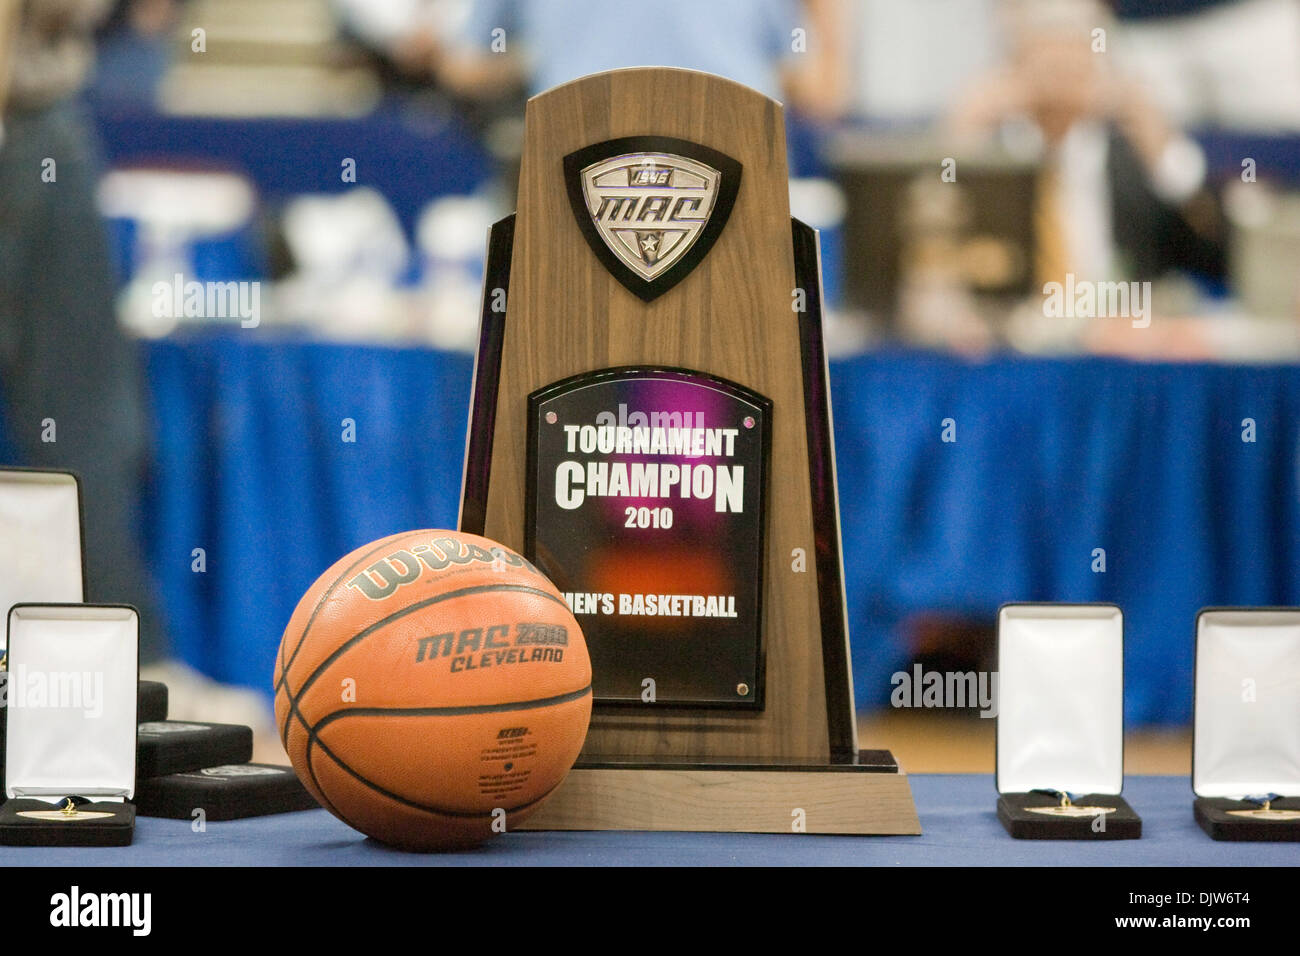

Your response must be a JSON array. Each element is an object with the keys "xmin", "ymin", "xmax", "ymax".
[{"xmin": 564, "ymin": 136, "xmax": 742, "ymax": 302}]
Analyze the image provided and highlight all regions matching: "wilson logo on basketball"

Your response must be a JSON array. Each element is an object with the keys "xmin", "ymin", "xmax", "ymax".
[{"xmin": 345, "ymin": 536, "xmax": 541, "ymax": 601}]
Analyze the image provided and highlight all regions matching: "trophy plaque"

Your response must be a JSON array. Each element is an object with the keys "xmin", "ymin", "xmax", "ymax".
[{"xmin": 460, "ymin": 67, "xmax": 919, "ymax": 834}]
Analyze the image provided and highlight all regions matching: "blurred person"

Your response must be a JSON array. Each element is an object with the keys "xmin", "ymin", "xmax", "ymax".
[
  {"xmin": 845, "ymin": 0, "xmax": 1004, "ymax": 126},
  {"xmin": 1112, "ymin": 0, "xmax": 1300, "ymax": 132},
  {"xmin": 340, "ymin": 0, "xmax": 851, "ymax": 246},
  {"xmin": 0, "ymin": 0, "xmax": 168, "ymax": 662},
  {"xmin": 948, "ymin": 0, "xmax": 1226, "ymax": 290},
  {"xmin": 329, "ymin": 0, "xmax": 527, "ymax": 173},
  {"xmin": 91, "ymin": 0, "xmax": 178, "ymax": 108},
  {"xmin": 331, "ymin": 0, "xmax": 470, "ymax": 86},
  {"xmin": 432, "ymin": 0, "xmax": 850, "ymax": 123}
]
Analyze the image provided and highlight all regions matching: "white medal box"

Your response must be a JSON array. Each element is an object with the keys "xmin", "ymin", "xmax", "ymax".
[
  {"xmin": 0, "ymin": 468, "xmax": 88, "ymax": 769},
  {"xmin": 0, "ymin": 469, "xmax": 169, "ymax": 764},
  {"xmin": 995, "ymin": 603, "xmax": 1141, "ymax": 839},
  {"xmin": 1192, "ymin": 608, "xmax": 1300, "ymax": 841},
  {"xmin": 0, "ymin": 468, "xmax": 86, "ymax": 657},
  {"xmin": 0, "ymin": 604, "xmax": 139, "ymax": 846}
]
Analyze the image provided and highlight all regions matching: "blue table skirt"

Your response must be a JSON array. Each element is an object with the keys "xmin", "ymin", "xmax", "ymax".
[
  {"xmin": 141, "ymin": 336, "xmax": 1300, "ymax": 724},
  {"xmin": 1, "ymin": 775, "xmax": 1293, "ymax": 866},
  {"xmin": 95, "ymin": 103, "xmax": 493, "ymax": 237},
  {"xmin": 830, "ymin": 350, "xmax": 1300, "ymax": 723},
  {"xmin": 143, "ymin": 333, "xmax": 473, "ymax": 691}
]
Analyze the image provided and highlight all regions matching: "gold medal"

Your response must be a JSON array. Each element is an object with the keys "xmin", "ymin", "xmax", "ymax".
[
  {"xmin": 1026, "ymin": 791, "xmax": 1116, "ymax": 817},
  {"xmin": 1226, "ymin": 798, "xmax": 1300, "ymax": 821},
  {"xmin": 1026, "ymin": 804, "xmax": 1117, "ymax": 817},
  {"xmin": 16, "ymin": 797, "xmax": 114, "ymax": 822},
  {"xmin": 1225, "ymin": 809, "xmax": 1300, "ymax": 821}
]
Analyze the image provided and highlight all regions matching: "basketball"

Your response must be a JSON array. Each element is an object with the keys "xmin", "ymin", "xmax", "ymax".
[{"xmin": 273, "ymin": 530, "xmax": 592, "ymax": 850}]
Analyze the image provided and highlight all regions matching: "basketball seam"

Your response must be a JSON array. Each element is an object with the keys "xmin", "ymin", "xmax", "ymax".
[
  {"xmin": 310, "ymin": 684, "xmax": 593, "ymax": 732},
  {"xmin": 277, "ymin": 531, "xmax": 413, "ymax": 750},
  {"xmin": 307, "ymin": 724, "xmax": 565, "ymax": 821},
  {"xmin": 303, "ymin": 719, "xmax": 348, "ymax": 822},
  {"xmin": 285, "ymin": 581, "xmax": 570, "ymax": 816},
  {"xmin": 281, "ymin": 568, "xmax": 559, "ymax": 756},
  {"xmin": 276, "ymin": 530, "xmax": 411, "ymax": 697},
  {"xmin": 291, "ymin": 582, "xmax": 569, "ymax": 706}
]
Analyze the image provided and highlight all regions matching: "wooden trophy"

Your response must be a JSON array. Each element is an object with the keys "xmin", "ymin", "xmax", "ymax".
[{"xmin": 460, "ymin": 67, "xmax": 920, "ymax": 834}]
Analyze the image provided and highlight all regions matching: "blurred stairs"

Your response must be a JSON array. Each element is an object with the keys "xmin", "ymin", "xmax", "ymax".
[{"xmin": 160, "ymin": 0, "xmax": 381, "ymax": 116}]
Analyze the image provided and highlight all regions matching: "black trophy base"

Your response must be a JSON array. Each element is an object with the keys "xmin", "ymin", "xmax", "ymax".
[
  {"xmin": 998, "ymin": 793, "xmax": 1141, "ymax": 840},
  {"xmin": 134, "ymin": 763, "xmax": 318, "ymax": 820},
  {"xmin": 572, "ymin": 749, "xmax": 899, "ymax": 772},
  {"xmin": 136, "ymin": 721, "xmax": 254, "ymax": 778},
  {"xmin": 0, "ymin": 799, "xmax": 135, "ymax": 847},
  {"xmin": 1194, "ymin": 797, "xmax": 1300, "ymax": 841}
]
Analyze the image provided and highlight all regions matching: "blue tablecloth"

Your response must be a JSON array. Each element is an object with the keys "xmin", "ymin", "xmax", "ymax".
[
  {"xmin": 141, "ymin": 337, "xmax": 1300, "ymax": 724},
  {"xmin": 1, "ymin": 775, "xmax": 1292, "ymax": 866},
  {"xmin": 143, "ymin": 333, "xmax": 473, "ymax": 687},
  {"xmin": 95, "ymin": 104, "xmax": 494, "ymax": 236},
  {"xmin": 830, "ymin": 351, "xmax": 1300, "ymax": 722}
]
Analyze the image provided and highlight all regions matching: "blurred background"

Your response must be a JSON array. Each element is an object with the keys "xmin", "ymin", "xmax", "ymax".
[{"xmin": 2, "ymin": 0, "xmax": 1298, "ymax": 771}]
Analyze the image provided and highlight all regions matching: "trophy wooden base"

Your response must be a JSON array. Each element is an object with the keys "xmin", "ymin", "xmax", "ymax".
[{"xmin": 519, "ymin": 751, "xmax": 922, "ymax": 835}]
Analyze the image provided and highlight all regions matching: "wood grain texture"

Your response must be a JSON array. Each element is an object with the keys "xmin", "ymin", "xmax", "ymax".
[
  {"xmin": 518, "ymin": 768, "xmax": 922, "ymax": 835},
  {"xmin": 481, "ymin": 68, "xmax": 829, "ymax": 760}
]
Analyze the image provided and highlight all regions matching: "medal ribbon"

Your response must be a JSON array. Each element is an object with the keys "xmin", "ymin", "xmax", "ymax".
[
  {"xmin": 1242, "ymin": 793, "xmax": 1282, "ymax": 809},
  {"xmin": 1030, "ymin": 788, "xmax": 1084, "ymax": 805}
]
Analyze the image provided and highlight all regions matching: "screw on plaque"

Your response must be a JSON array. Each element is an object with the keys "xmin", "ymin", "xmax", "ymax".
[
  {"xmin": 742, "ymin": 416, "xmax": 755, "ymax": 429},
  {"xmin": 545, "ymin": 411, "xmax": 557, "ymax": 424},
  {"xmin": 736, "ymin": 682, "xmax": 750, "ymax": 696}
]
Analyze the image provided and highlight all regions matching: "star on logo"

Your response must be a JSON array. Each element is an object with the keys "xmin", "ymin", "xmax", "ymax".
[{"xmin": 639, "ymin": 233, "xmax": 660, "ymax": 258}]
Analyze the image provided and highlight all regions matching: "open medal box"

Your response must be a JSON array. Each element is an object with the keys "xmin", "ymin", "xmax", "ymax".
[
  {"xmin": 995, "ymin": 603, "xmax": 1141, "ymax": 839},
  {"xmin": 0, "ymin": 603, "xmax": 139, "ymax": 846},
  {"xmin": 0, "ymin": 470, "xmax": 163, "ymax": 761},
  {"xmin": 1193, "ymin": 608, "xmax": 1300, "ymax": 841}
]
